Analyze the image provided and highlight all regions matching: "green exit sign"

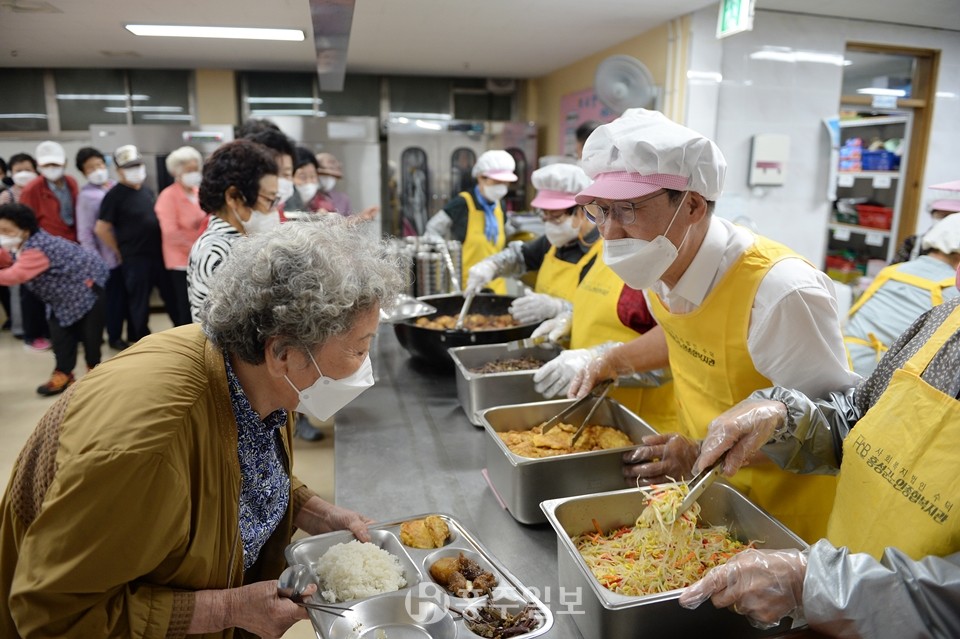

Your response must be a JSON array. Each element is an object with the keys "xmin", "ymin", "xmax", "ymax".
[{"xmin": 717, "ymin": 0, "xmax": 755, "ymax": 39}]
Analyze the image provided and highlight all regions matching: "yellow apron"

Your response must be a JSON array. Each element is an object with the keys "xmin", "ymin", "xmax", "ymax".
[
  {"xmin": 648, "ymin": 236, "xmax": 838, "ymax": 542},
  {"xmin": 844, "ymin": 265, "xmax": 956, "ymax": 366},
  {"xmin": 572, "ymin": 254, "xmax": 679, "ymax": 433},
  {"xmin": 534, "ymin": 240, "xmax": 601, "ymax": 303},
  {"xmin": 461, "ymin": 191, "xmax": 507, "ymax": 294},
  {"xmin": 828, "ymin": 304, "xmax": 960, "ymax": 560}
]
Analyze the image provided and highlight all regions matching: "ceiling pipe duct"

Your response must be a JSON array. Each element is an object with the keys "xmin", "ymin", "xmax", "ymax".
[{"xmin": 309, "ymin": 0, "xmax": 356, "ymax": 92}]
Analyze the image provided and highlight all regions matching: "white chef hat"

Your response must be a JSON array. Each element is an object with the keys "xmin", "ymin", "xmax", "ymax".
[
  {"xmin": 472, "ymin": 150, "xmax": 518, "ymax": 182},
  {"xmin": 530, "ymin": 164, "xmax": 593, "ymax": 210},
  {"xmin": 575, "ymin": 108, "xmax": 726, "ymax": 204},
  {"xmin": 922, "ymin": 213, "xmax": 960, "ymax": 254}
]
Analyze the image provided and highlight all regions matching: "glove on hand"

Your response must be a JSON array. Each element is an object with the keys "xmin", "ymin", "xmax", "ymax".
[
  {"xmin": 679, "ymin": 548, "xmax": 807, "ymax": 630},
  {"xmin": 533, "ymin": 348, "xmax": 596, "ymax": 398},
  {"xmin": 531, "ymin": 310, "xmax": 572, "ymax": 343},
  {"xmin": 510, "ymin": 291, "xmax": 567, "ymax": 324},
  {"xmin": 465, "ymin": 260, "xmax": 499, "ymax": 295},
  {"xmin": 694, "ymin": 399, "xmax": 788, "ymax": 477}
]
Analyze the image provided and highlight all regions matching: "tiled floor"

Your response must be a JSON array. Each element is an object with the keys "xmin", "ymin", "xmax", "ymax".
[{"xmin": 0, "ymin": 312, "xmax": 329, "ymax": 639}]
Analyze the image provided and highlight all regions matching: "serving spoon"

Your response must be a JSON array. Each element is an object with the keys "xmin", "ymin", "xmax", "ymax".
[{"xmin": 277, "ymin": 564, "xmax": 351, "ymax": 617}]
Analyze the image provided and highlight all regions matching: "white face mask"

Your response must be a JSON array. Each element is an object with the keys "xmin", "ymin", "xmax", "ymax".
[
  {"xmin": 40, "ymin": 166, "xmax": 64, "ymax": 182},
  {"xmin": 481, "ymin": 183, "xmax": 508, "ymax": 202},
  {"xmin": 122, "ymin": 165, "xmax": 147, "ymax": 186},
  {"xmin": 277, "ymin": 177, "xmax": 295, "ymax": 203},
  {"xmin": 87, "ymin": 168, "xmax": 109, "ymax": 186},
  {"xmin": 544, "ymin": 215, "xmax": 580, "ymax": 247},
  {"xmin": 285, "ymin": 353, "xmax": 374, "ymax": 421},
  {"xmin": 319, "ymin": 175, "xmax": 337, "ymax": 192},
  {"xmin": 180, "ymin": 171, "xmax": 202, "ymax": 188},
  {"xmin": 236, "ymin": 207, "xmax": 281, "ymax": 235},
  {"xmin": 0, "ymin": 233, "xmax": 23, "ymax": 252},
  {"xmin": 602, "ymin": 193, "xmax": 689, "ymax": 290},
  {"xmin": 296, "ymin": 181, "xmax": 319, "ymax": 202},
  {"xmin": 12, "ymin": 171, "xmax": 36, "ymax": 187}
]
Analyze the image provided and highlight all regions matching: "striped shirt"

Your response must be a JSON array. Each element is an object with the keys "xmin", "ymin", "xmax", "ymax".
[{"xmin": 186, "ymin": 215, "xmax": 241, "ymax": 322}]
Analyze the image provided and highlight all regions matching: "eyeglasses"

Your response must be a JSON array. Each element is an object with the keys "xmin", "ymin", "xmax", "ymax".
[
  {"xmin": 580, "ymin": 190, "xmax": 669, "ymax": 226},
  {"xmin": 258, "ymin": 192, "xmax": 282, "ymax": 210},
  {"xmin": 538, "ymin": 209, "xmax": 572, "ymax": 223}
]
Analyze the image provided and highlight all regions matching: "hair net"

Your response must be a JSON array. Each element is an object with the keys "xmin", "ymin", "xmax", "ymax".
[
  {"xmin": 530, "ymin": 164, "xmax": 592, "ymax": 209},
  {"xmin": 472, "ymin": 150, "xmax": 518, "ymax": 182},
  {"xmin": 576, "ymin": 108, "xmax": 726, "ymax": 204},
  {"xmin": 922, "ymin": 213, "xmax": 960, "ymax": 254}
]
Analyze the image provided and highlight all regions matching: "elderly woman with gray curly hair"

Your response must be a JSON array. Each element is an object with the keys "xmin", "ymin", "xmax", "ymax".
[{"xmin": 0, "ymin": 217, "xmax": 404, "ymax": 639}]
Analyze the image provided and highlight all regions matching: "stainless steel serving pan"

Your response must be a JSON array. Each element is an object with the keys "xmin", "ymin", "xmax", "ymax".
[
  {"xmin": 541, "ymin": 485, "xmax": 808, "ymax": 638},
  {"xmin": 392, "ymin": 293, "xmax": 540, "ymax": 366},
  {"xmin": 480, "ymin": 398, "xmax": 656, "ymax": 524},
  {"xmin": 449, "ymin": 342, "xmax": 561, "ymax": 426},
  {"xmin": 285, "ymin": 513, "xmax": 554, "ymax": 639}
]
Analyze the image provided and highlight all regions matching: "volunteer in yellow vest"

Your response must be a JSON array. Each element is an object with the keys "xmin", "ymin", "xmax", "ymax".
[
  {"xmin": 464, "ymin": 164, "xmax": 598, "ymax": 323},
  {"xmin": 425, "ymin": 150, "xmax": 515, "ymax": 294},
  {"xmin": 680, "ymin": 293, "xmax": 960, "ymax": 637},
  {"xmin": 845, "ymin": 212, "xmax": 960, "ymax": 376},
  {"xmin": 533, "ymin": 255, "xmax": 680, "ymax": 432},
  {"xmin": 568, "ymin": 109, "xmax": 858, "ymax": 542}
]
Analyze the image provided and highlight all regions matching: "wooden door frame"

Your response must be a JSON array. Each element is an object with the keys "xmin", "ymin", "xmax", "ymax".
[{"xmin": 841, "ymin": 43, "xmax": 940, "ymax": 249}]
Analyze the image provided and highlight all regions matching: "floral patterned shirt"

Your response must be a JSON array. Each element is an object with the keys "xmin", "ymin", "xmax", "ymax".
[{"xmin": 224, "ymin": 355, "xmax": 291, "ymax": 571}]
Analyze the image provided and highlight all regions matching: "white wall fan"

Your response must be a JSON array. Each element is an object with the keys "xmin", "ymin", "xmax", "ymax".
[{"xmin": 594, "ymin": 55, "xmax": 662, "ymax": 114}]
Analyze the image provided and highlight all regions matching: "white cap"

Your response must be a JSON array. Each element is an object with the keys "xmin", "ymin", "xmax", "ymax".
[
  {"xmin": 576, "ymin": 108, "xmax": 726, "ymax": 204},
  {"xmin": 472, "ymin": 150, "xmax": 518, "ymax": 182},
  {"xmin": 530, "ymin": 164, "xmax": 592, "ymax": 210},
  {"xmin": 36, "ymin": 141, "xmax": 66, "ymax": 166},
  {"xmin": 922, "ymin": 213, "xmax": 960, "ymax": 254}
]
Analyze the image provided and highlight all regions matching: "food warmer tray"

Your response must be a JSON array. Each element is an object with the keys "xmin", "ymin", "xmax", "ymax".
[
  {"xmin": 449, "ymin": 342, "xmax": 561, "ymax": 427},
  {"xmin": 480, "ymin": 398, "xmax": 656, "ymax": 524},
  {"xmin": 541, "ymin": 485, "xmax": 808, "ymax": 638},
  {"xmin": 285, "ymin": 513, "xmax": 554, "ymax": 639}
]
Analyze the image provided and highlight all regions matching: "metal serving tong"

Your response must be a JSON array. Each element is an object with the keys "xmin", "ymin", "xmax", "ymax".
[
  {"xmin": 675, "ymin": 458, "xmax": 725, "ymax": 518},
  {"xmin": 539, "ymin": 379, "xmax": 615, "ymax": 444},
  {"xmin": 277, "ymin": 564, "xmax": 352, "ymax": 618}
]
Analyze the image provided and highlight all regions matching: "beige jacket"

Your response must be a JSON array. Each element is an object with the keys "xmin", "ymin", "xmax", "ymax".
[{"xmin": 0, "ymin": 324, "xmax": 316, "ymax": 638}]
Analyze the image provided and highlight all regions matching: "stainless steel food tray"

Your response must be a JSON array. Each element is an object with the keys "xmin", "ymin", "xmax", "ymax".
[
  {"xmin": 285, "ymin": 513, "xmax": 554, "ymax": 639},
  {"xmin": 480, "ymin": 398, "xmax": 656, "ymax": 524},
  {"xmin": 541, "ymin": 485, "xmax": 808, "ymax": 638},
  {"xmin": 449, "ymin": 342, "xmax": 561, "ymax": 426}
]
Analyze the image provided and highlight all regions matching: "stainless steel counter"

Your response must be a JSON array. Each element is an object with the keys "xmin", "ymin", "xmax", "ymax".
[{"xmin": 332, "ymin": 326, "xmax": 827, "ymax": 639}]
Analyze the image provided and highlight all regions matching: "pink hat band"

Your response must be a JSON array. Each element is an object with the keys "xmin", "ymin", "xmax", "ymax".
[
  {"xmin": 575, "ymin": 171, "xmax": 690, "ymax": 204},
  {"xmin": 531, "ymin": 189, "xmax": 577, "ymax": 210},
  {"xmin": 931, "ymin": 199, "xmax": 960, "ymax": 213},
  {"xmin": 483, "ymin": 169, "xmax": 518, "ymax": 182}
]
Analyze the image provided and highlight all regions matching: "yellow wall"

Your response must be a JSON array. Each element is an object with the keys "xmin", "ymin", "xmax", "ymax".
[
  {"xmin": 526, "ymin": 20, "xmax": 679, "ymax": 158},
  {"xmin": 195, "ymin": 69, "xmax": 238, "ymax": 126}
]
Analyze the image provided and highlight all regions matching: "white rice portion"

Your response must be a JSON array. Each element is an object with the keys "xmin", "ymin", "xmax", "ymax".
[{"xmin": 316, "ymin": 540, "xmax": 408, "ymax": 603}]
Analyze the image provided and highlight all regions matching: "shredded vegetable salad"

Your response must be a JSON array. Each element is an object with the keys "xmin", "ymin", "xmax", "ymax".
[{"xmin": 573, "ymin": 483, "xmax": 753, "ymax": 596}]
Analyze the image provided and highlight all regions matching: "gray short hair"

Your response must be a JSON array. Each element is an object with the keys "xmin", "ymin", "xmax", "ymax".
[
  {"xmin": 165, "ymin": 145, "xmax": 203, "ymax": 176},
  {"xmin": 201, "ymin": 218, "xmax": 406, "ymax": 364}
]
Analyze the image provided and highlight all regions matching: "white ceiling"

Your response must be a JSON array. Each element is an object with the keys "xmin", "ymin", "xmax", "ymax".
[{"xmin": 0, "ymin": 0, "xmax": 957, "ymax": 78}]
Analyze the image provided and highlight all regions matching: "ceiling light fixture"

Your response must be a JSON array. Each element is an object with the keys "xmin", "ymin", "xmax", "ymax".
[
  {"xmin": 125, "ymin": 24, "xmax": 304, "ymax": 41},
  {"xmin": 856, "ymin": 88, "xmax": 907, "ymax": 97},
  {"xmin": 749, "ymin": 49, "xmax": 850, "ymax": 66}
]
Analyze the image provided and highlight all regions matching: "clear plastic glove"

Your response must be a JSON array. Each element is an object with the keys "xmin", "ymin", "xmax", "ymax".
[
  {"xmin": 679, "ymin": 548, "xmax": 807, "ymax": 630},
  {"xmin": 533, "ymin": 348, "xmax": 595, "ymax": 398},
  {"xmin": 509, "ymin": 291, "xmax": 567, "ymax": 324},
  {"xmin": 622, "ymin": 433, "xmax": 700, "ymax": 485},
  {"xmin": 465, "ymin": 260, "xmax": 499, "ymax": 295},
  {"xmin": 567, "ymin": 345, "xmax": 636, "ymax": 399},
  {"xmin": 531, "ymin": 310, "xmax": 572, "ymax": 343},
  {"xmin": 693, "ymin": 398, "xmax": 788, "ymax": 477}
]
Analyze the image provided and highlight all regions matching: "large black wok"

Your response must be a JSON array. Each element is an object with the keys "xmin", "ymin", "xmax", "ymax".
[{"xmin": 393, "ymin": 293, "xmax": 539, "ymax": 366}]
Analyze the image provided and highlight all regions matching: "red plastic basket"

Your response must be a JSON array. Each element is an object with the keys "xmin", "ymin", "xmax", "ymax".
[{"xmin": 855, "ymin": 204, "xmax": 893, "ymax": 230}]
